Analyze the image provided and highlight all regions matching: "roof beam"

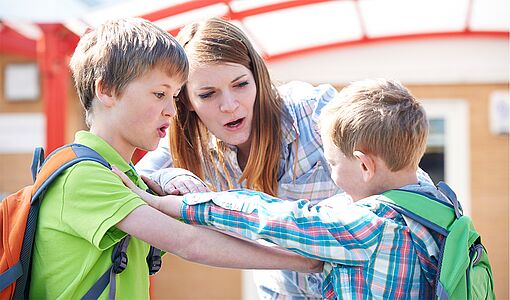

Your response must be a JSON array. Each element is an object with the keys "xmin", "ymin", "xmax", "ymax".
[{"xmin": 0, "ymin": 23, "xmax": 37, "ymax": 58}]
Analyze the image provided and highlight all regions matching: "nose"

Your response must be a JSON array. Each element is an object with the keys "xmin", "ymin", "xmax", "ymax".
[
  {"xmin": 219, "ymin": 91, "xmax": 239, "ymax": 113},
  {"xmin": 163, "ymin": 99, "xmax": 176, "ymax": 118}
]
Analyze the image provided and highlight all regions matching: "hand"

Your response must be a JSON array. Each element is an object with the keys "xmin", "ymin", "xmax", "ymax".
[
  {"xmin": 112, "ymin": 165, "xmax": 158, "ymax": 206},
  {"xmin": 303, "ymin": 258, "xmax": 324, "ymax": 273},
  {"xmin": 164, "ymin": 174, "xmax": 210, "ymax": 195},
  {"xmin": 141, "ymin": 175, "xmax": 165, "ymax": 195}
]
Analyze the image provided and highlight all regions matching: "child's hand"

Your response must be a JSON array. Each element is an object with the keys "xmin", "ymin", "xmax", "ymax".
[
  {"xmin": 112, "ymin": 165, "xmax": 158, "ymax": 206},
  {"xmin": 141, "ymin": 175, "xmax": 165, "ymax": 195}
]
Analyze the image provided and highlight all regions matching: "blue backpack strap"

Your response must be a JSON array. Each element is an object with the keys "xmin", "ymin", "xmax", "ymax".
[
  {"xmin": 144, "ymin": 188, "xmax": 162, "ymax": 276},
  {"xmin": 0, "ymin": 261, "xmax": 23, "ymax": 292},
  {"xmin": 31, "ymin": 147, "xmax": 45, "ymax": 182},
  {"xmin": 81, "ymin": 236, "xmax": 131, "ymax": 300},
  {"xmin": 380, "ymin": 185, "xmax": 458, "ymax": 236}
]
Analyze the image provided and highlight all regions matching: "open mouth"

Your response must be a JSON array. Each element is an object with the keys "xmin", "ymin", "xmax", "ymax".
[
  {"xmin": 158, "ymin": 125, "xmax": 169, "ymax": 138},
  {"xmin": 225, "ymin": 118, "xmax": 244, "ymax": 128}
]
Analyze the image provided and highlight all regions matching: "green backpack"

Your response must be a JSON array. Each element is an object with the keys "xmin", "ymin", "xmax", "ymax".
[{"xmin": 380, "ymin": 182, "xmax": 495, "ymax": 300}]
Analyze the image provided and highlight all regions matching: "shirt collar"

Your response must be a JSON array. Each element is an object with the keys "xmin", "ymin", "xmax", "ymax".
[
  {"xmin": 280, "ymin": 103, "xmax": 298, "ymax": 147},
  {"xmin": 74, "ymin": 130, "xmax": 133, "ymax": 174}
]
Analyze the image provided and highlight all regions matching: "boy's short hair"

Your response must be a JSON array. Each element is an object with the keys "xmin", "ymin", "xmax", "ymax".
[
  {"xmin": 319, "ymin": 79, "xmax": 428, "ymax": 171},
  {"xmin": 69, "ymin": 18, "xmax": 189, "ymax": 126}
]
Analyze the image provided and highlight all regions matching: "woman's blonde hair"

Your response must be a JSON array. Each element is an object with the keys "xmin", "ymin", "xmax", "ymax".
[
  {"xmin": 319, "ymin": 79, "xmax": 428, "ymax": 171},
  {"xmin": 170, "ymin": 18, "xmax": 284, "ymax": 195}
]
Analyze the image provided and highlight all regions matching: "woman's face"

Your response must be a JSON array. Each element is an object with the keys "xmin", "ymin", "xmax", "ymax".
[{"xmin": 185, "ymin": 62, "xmax": 257, "ymax": 154}]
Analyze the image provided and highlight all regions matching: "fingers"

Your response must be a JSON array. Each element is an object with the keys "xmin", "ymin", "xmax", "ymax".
[
  {"xmin": 167, "ymin": 177, "xmax": 209, "ymax": 195},
  {"xmin": 141, "ymin": 175, "xmax": 165, "ymax": 195},
  {"xmin": 112, "ymin": 166, "xmax": 151, "ymax": 200},
  {"xmin": 112, "ymin": 165, "xmax": 136, "ymax": 189}
]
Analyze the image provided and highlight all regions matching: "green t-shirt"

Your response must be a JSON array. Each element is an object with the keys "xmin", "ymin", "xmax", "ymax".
[{"xmin": 30, "ymin": 131, "xmax": 151, "ymax": 299}]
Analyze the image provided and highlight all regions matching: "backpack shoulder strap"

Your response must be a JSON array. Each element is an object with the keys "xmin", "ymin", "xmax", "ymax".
[
  {"xmin": 31, "ymin": 144, "xmax": 110, "ymax": 203},
  {"xmin": 12, "ymin": 144, "xmax": 111, "ymax": 299},
  {"xmin": 380, "ymin": 186, "xmax": 457, "ymax": 236}
]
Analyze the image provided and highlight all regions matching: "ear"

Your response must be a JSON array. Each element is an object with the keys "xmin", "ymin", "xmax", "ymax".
[
  {"xmin": 95, "ymin": 79, "xmax": 115, "ymax": 108},
  {"xmin": 353, "ymin": 150, "xmax": 375, "ymax": 182}
]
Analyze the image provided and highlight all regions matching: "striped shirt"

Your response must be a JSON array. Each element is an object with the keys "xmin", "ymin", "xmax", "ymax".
[
  {"xmin": 137, "ymin": 81, "xmax": 342, "ymax": 298},
  {"xmin": 180, "ymin": 183, "xmax": 444, "ymax": 299}
]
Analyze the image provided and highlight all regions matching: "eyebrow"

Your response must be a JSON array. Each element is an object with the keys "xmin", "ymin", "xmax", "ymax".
[{"xmin": 197, "ymin": 74, "xmax": 248, "ymax": 91}]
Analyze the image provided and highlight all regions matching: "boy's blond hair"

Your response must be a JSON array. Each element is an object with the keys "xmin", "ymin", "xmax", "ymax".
[
  {"xmin": 69, "ymin": 18, "xmax": 189, "ymax": 126},
  {"xmin": 319, "ymin": 79, "xmax": 428, "ymax": 171}
]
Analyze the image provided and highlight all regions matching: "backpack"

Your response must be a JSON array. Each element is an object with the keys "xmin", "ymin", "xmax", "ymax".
[
  {"xmin": 0, "ymin": 144, "xmax": 162, "ymax": 299},
  {"xmin": 380, "ymin": 181, "xmax": 495, "ymax": 300}
]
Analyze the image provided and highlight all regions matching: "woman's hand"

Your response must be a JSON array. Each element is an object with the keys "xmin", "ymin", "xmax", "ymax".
[{"xmin": 151, "ymin": 168, "xmax": 210, "ymax": 195}]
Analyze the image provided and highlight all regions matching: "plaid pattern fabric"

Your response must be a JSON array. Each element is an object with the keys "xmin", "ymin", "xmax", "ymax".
[
  {"xmin": 204, "ymin": 82, "xmax": 342, "ymax": 298},
  {"xmin": 203, "ymin": 81, "xmax": 342, "ymax": 204},
  {"xmin": 137, "ymin": 82, "xmax": 342, "ymax": 298},
  {"xmin": 181, "ymin": 188, "xmax": 442, "ymax": 299}
]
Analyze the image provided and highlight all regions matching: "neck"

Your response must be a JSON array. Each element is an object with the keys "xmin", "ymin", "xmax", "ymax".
[
  {"xmin": 90, "ymin": 125, "xmax": 134, "ymax": 164},
  {"xmin": 236, "ymin": 140, "xmax": 252, "ymax": 171},
  {"xmin": 353, "ymin": 167, "xmax": 418, "ymax": 202}
]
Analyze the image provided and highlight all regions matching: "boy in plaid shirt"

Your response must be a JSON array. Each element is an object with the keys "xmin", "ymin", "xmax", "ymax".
[{"xmin": 115, "ymin": 78, "xmax": 443, "ymax": 299}]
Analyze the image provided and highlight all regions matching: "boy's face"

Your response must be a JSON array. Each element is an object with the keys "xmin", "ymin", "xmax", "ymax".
[
  {"xmin": 322, "ymin": 133, "xmax": 365, "ymax": 201},
  {"xmin": 108, "ymin": 68, "xmax": 183, "ymax": 153}
]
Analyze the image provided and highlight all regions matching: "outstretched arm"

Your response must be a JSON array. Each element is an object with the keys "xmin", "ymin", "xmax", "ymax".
[
  {"xmin": 112, "ymin": 167, "xmax": 380, "ymax": 265},
  {"xmin": 116, "ymin": 204, "xmax": 322, "ymax": 272}
]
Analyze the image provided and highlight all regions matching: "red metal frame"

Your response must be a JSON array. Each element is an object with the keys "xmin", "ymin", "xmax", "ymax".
[
  {"xmin": 264, "ymin": 31, "xmax": 509, "ymax": 62},
  {"xmin": 0, "ymin": 0, "xmax": 508, "ymax": 157},
  {"xmin": 0, "ymin": 23, "xmax": 37, "ymax": 58},
  {"xmin": 37, "ymin": 24, "xmax": 79, "ymax": 152}
]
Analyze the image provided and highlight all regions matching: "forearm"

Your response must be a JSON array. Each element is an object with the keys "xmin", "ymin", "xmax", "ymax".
[
  {"xmin": 147, "ymin": 194, "xmax": 182, "ymax": 218},
  {"xmin": 180, "ymin": 190, "xmax": 380, "ymax": 264},
  {"xmin": 117, "ymin": 205, "xmax": 321, "ymax": 272}
]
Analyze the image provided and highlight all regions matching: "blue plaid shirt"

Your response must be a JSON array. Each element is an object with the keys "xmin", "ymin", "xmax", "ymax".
[
  {"xmin": 179, "ymin": 182, "xmax": 444, "ymax": 299},
  {"xmin": 137, "ymin": 81, "xmax": 342, "ymax": 298}
]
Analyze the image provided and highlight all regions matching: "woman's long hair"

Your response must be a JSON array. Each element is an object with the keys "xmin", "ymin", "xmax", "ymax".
[{"xmin": 170, "ymin": 18, "xmax": 284, "ymax": 195}]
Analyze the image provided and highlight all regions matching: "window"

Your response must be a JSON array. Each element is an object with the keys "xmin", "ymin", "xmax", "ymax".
[{"xmin": 420, "ymin": 100, "xmax": 470, "ymax": 215}]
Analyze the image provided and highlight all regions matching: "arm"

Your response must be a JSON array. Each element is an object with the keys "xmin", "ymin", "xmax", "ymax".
[
  {"xmin": 112, "ymin": 167, "xmax": 321, "ymax": 272},
  {"xmin": 113, "ymin": 166, "xmax": 381, "ymax": 265},
  {"xmin": 135, "ymin": 142, "xmax": 209, "ymax": 194},
  {"xmin": 116, "ymin": 204, "xmax": 322, "ymax": 272}
]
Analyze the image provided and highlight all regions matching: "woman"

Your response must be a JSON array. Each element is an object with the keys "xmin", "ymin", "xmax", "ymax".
[{"xmin": 137, "ymin": 18, "xmax": 341, "ymax": 299}]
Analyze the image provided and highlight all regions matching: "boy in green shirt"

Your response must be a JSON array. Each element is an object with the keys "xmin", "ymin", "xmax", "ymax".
[{"xmin": 29, "ymin": 18, "xmax": 321, "ymax": 299}]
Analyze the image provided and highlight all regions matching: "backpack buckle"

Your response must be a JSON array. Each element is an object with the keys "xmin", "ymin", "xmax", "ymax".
[
  {"xmin": 148, "ymin": 255, "xmax": 162, "ymax": 275},
  {"xmin": 147, "ymin": 246, "xmax": 162, "ymax": 275},
  {"xmin": 111, "ymin": 236, "xmax": 130, "ymax": 274},
  {"xmin": 470, "ymin": 242, "xmax": 484, "ymax": 265},
  {"xmin": 112, "ymin": 251, "xmax": 128, "ymax": 274}
]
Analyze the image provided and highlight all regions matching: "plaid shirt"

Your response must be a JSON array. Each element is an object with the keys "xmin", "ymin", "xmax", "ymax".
[
  {"xmin": 137, "ymin": 81, "xmax": 342, "ymax": 298},
  {"xmin": 180, "ymin": 184, "xmax": 443, "ymax": 299}
]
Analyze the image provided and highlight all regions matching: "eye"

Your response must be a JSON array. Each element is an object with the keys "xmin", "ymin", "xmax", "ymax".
[
  {"xmin": 153, "ymin": 92, "xmax": 166, "ymax": 99},
  {"xmin": 235, "ymin": 81, "xmax": 249, "ymax": 88},
  {"xmin": 198, "ymin": 91, "xmax": 215, "ymax": 99}
]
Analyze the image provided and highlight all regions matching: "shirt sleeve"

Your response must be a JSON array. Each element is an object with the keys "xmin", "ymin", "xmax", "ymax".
[
  {"xmin": 58, "ymin": 162, "xmax": 146, "ymax": 250},
  {"xmin": 135, "ymin": 140, "xmax": 173, "ymax": 176},
  {"xmin": 181, "ymin": 189, "xmax": 384, "ymax": 266}
]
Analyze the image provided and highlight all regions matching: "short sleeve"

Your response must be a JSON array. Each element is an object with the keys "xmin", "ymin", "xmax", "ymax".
[{"xmin": 58, "ymin": 161, "xmax": 146, "ymax": 250}]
